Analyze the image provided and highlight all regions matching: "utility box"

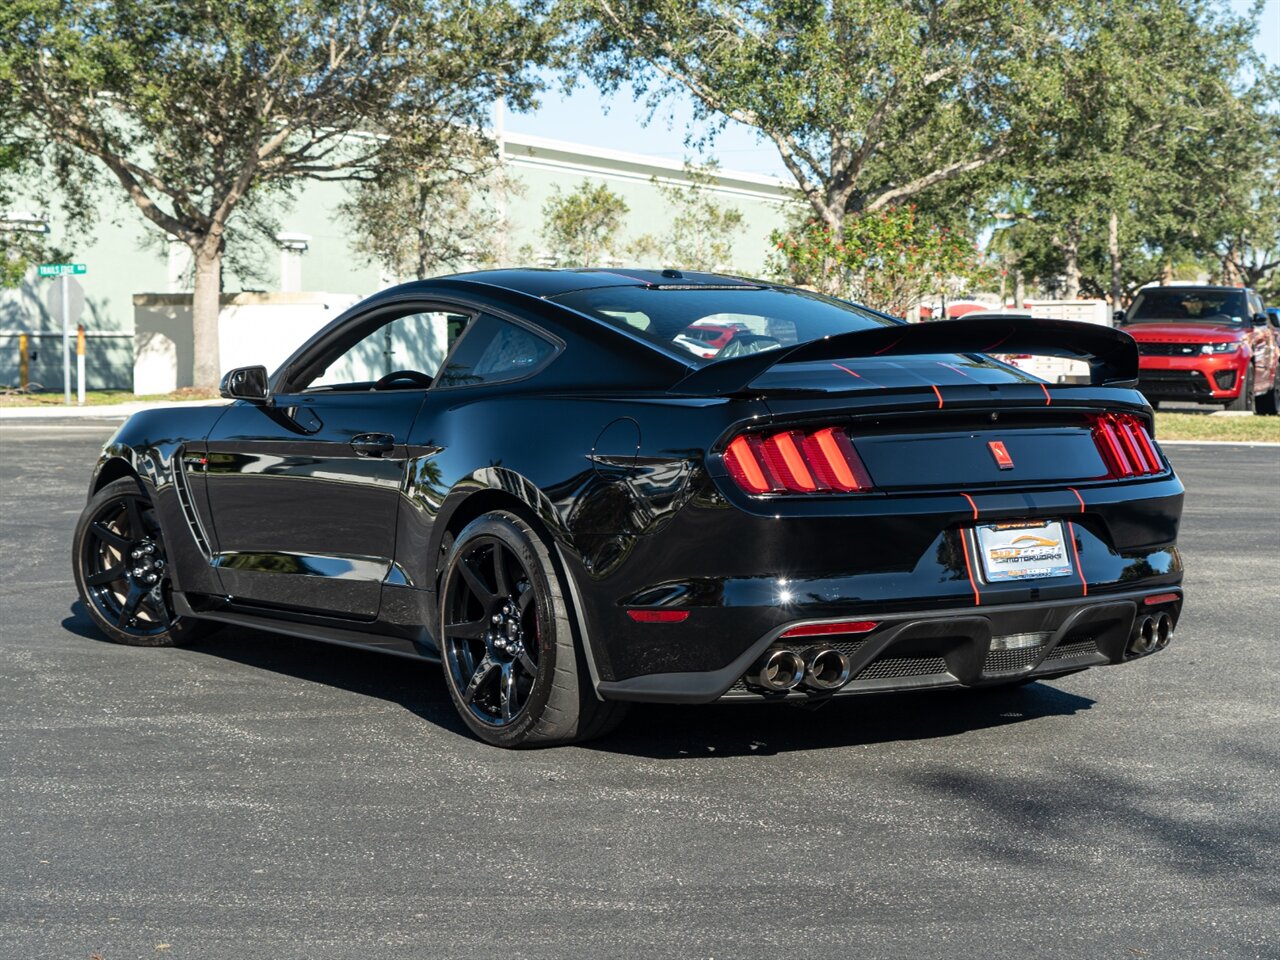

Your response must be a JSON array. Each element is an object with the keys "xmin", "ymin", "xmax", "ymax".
[{"xmin": 992, "ymin": 299, "xmax": 1113, "ymax": 384}]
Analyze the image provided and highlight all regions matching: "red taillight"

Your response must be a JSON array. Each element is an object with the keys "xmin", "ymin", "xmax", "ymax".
[
  {"xmin": 779, "ymin": 620, "xmax": 879, "ymax": 639},
  {"xmin": 1143, "ymin": 592, "xmax": 1180, "ymax": 606},
  {"xmin": 723, "ymin": 426, "xmax": 873, "ymax": 495},
  {"xmin": 1091, "ymin": 414, "xmax": 1162, "ymax": 478}
]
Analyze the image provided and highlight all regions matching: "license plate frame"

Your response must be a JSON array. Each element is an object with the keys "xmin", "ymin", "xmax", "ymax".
[{"xmin": 975, "ymin": 520, "xmax": 1073, "ymax": 583}]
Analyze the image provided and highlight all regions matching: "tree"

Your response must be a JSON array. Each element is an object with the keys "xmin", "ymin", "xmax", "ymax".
[
  {"xmin": 572, "ymin": 0, "xmax": 1095, "ymax": 230},
  {"xmin": 770, "ymin": 204, "xmax": 991, "ymax": 315},
  {"xmin": 628, "ymin": 164, "xmax": 746, "ymax": 271},
  {"xmin": 1, "ymin": 0, "xmax": 549, "ymax": 387},
  {"xmin": 339, "ymin": 133, "xmax": 507, "ymax": 281},
  {"xmin": 540, "ymin": 180, "xmax": 629, "ymax": 266},
  {"xmin": 982, "ymin": 0, "xmax": 1277, "ymax": 304},
  {"xmin": 0, "ymin": 142, "xmax": 42, "ymax": 288}
]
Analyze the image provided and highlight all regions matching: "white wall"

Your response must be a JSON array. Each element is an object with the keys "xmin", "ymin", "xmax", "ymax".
[{"xmin": 132, "ymin": 292, "xmax": 359, "ymax": 394}]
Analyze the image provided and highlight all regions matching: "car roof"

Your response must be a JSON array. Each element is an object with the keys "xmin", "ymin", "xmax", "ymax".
[{"xmin": 433, "ymin": 267, "xmax": 766, "ymax": 299}]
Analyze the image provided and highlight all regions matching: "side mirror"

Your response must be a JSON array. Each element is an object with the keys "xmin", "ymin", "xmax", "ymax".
[
  {"xmin": 220, "ymin": 365, "xmax": 270, "ymax": 402},
  {"xmin": 1253, "ymin": 312, "xmax": 1269, "ymax": 326},
  {"xmin": 1113, "ymin": 310, "xmax": 1127, "ymax": 324}
]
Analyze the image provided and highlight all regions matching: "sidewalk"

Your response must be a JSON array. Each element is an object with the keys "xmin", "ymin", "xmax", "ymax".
[{"xmin": 0, "ymin": 399, "xmax": 227, "ymax": 421}]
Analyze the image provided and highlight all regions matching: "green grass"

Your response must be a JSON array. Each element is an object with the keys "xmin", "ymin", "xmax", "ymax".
[
  {"xmin": 0, "ymin": 388, "xmax": 218, "ymax": 407},
  {"xmin": 1154, "ymin": 412, "xmax": 1280, "ymax": 442}
]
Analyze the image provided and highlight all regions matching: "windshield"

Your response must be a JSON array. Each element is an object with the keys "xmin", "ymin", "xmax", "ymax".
[
  {"xmin": 549, "ymin": 286, "xmax": 898, "ymax": 362},
  {"xmin": 1127, "ymin": 289, "xmax": 1249, "ymax": 325}
]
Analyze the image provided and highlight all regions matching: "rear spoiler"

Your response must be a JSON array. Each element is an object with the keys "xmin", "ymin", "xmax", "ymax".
[{"xmin": 669, "ymin": 316, "xmax": 1139, "ymax": 396}]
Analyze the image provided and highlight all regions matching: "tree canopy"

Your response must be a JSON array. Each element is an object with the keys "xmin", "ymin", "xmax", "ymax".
[
  {"xmin": 573, "ymin": 0, "xmax": 1280, "ymax": 301},
  {"xmin": 0, "ymin": 0, "xmax": 551, "ymax": 386},
  {"xmin": 539, "ymin": 180, "xmax": 630, "ymax": 266},
  {"xmin": 573, "ymin": 0, "xmax": 1099, "ymax": 229}
]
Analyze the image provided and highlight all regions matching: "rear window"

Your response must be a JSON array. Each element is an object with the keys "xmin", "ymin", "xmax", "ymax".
[
  {"xmin": 550, "ymin": 287, "xmax": 898, "ymax": 362},
  {"xmin": 436, "ymin": 314, "xmax": 557, "ymax": 388},
  {"xmin": 1128, "ymin": 290, "xmax": 1249, "ymax": 325}
]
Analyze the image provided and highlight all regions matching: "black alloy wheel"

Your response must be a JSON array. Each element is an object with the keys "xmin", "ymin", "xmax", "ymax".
[
  {"xmin": 443, "ymin": 535, "xmax": 540, "ymax": 726},
  {"xmin": 438, "ymin": 511, "xmax": 627, "ymax": 747},
  {"xmin": 73, "ymin": 477, "xmax": 199, "ymax": 646}
]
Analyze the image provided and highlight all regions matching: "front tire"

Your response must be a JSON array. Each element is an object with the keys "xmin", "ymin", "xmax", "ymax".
[
  {"xmin": 438, "ymin": 511, "xmax": 627, "ymax": 748},
  {"xmin": 1226, "ymin": 367, "xmax": 1255, "ymax": 412},
  {"xmin": 72, "ymin": 477, "xmax": 204, "ymax": 646}
]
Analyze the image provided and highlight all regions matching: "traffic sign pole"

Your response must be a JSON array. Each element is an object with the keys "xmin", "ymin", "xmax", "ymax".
[
  {"xmin": 39, "ymin": 263, "xmax": 86, "ymax": 405},
  {"xmin": 62, "ymin": 273, "xmax": 71, "ymax": 406}
]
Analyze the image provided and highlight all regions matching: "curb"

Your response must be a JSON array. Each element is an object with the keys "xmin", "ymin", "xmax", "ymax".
[{"xmin": 1157, "ymin": 439, "xmax": 1279, "ymax": 447}]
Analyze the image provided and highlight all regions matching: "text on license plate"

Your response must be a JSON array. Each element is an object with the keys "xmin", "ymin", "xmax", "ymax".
[{"xmin": 975, "ymin": 520, "xmax": 1073, "ymax": 583}]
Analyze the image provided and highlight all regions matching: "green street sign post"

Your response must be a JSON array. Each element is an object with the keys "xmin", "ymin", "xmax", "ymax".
[
  {"xmin": 40, "ymin": 264, "xmax": 89, "ymax": 405},
  {"xmin": 37, "ymin": 263, "xmax": 87, "ymax": 278}
]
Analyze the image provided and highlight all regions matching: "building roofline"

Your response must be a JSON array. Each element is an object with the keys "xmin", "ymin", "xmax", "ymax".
[{"xmin": 499, "ymin": 130, "xmax": 797, "ymax": 204}]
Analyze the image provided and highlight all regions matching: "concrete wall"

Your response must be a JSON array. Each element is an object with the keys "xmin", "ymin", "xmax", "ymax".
[{"xmin": 132, "ymin": 292, "xmax": 360, "ymax": 394}]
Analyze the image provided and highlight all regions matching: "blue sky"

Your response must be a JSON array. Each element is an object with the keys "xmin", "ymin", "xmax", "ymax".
[{"xmin": 503, "ymin": 1, "xmax": 1280, "ymax": 178}]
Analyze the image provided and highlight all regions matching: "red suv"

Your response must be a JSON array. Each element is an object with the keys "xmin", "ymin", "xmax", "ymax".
[{"xmin": 1121, "ymin": 285, "xmax": 1278, "ymax": 414}]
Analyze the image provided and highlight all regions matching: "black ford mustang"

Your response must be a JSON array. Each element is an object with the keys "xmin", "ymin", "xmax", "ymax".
[{"xmin": 73, "ymin": 269, "xmax": 1185, "ymax": 747}]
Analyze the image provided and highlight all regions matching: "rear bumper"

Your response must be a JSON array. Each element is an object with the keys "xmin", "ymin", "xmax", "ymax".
[
  {"xmin": 1138, "ymin": 354, "xmax": 1245, "ymax": 401},
  {"xmin": 595, "ymin": 589, "xmax": 1183, "ymax": 703}
]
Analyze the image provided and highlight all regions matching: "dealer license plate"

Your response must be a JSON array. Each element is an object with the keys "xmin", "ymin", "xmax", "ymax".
[{"xmin": 976, "ymin": 520, "xmax": 1073, "ymax": 583}]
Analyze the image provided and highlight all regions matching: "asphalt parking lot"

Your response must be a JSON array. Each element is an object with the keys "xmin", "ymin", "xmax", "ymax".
[{"xmin": 1, "ymin": 422, "xmax": 1277, "ymax": 960}]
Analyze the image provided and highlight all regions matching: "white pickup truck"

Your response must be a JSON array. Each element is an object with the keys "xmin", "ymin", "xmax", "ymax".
[{"xmin": 964, "ymin": 300, "xmax": 1114, "ymax": 384}]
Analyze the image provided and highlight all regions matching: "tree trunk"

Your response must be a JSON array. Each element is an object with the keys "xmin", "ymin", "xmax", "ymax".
[
  {"xmin": 191, "ymin": 241, "xmax": 223, "ymax": 391},
  {"xmin": 1014, "ymin": 269, "xmax": 1026, "ymax": 310},
  {"xmin": 416, "ymin": 182, "xmax": 430, "ymax": 280},
  {"xmin": 1062, "ymin": 223, "xmax": 1081, "ymax": 300},
  {"xmin": 1108, "ymin": 210, "xmax": 1123, "ymax": 307}
]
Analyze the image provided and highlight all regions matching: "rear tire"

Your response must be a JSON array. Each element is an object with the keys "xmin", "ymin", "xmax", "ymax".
[
  {"xmin": 438, "ymin": 510, "xmax": 627, "ymax": 748},
  {"xmin": 1226, "ymin": 367, "xmax": 1255, "ymax": 412},
  {"xmin": 72, "ymin": 477, "xmax": 205, "ymax": 647}
]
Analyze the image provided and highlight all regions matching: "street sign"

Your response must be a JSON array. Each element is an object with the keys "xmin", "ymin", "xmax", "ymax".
[
  {"xmin": 37, "ymin": 263, "xmax": 87, "ymax": 278},
  {"xmin": 47, "ymin": 276, "xmax": 86, "ymax": 325},
  {"xmin": 44, "ymin": 274, "xmax": 87, "ymax": 406}
]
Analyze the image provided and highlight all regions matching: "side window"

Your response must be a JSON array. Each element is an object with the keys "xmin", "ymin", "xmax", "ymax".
[
  {"xmin": 301, "ymin": 310, "xmax": 470, "ymax": 391},
  {"xmin": 436, "ymin": 314, "xmax": 557, "ymax": 388}
]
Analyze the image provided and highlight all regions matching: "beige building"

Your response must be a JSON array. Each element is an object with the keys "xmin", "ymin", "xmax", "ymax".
[{"xmin": 1, "ymin": 133, "xmax": 798, "ymax": 390}]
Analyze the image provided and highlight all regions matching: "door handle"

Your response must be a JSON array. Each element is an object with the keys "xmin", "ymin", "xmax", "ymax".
[{"xmin": 350, "ymin": 433, "xmax": 395, "ymax": 457}]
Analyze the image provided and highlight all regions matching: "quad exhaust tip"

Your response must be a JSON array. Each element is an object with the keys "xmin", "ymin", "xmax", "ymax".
[
  {"xmin": 748, "ymin": 645, "xmax": 854, "ymax": 693},
  {"xmin": 803, "ymin": 647, "xmax": 853, "ymax": 691},
  {"xmin": 1129, "ymin": 612, "xmax": 1174, "ymax": 656},
  {"xmin": 748, "ymin": 648, "xmax": 806, "ymax": 692}
]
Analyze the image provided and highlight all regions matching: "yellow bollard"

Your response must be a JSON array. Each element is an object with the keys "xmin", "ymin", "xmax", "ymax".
[
  {"xmin": 18, "ymin": 332, "xmax": 29, "ymax": 390},
  {"xmin": 76, "ymin": 324, "xmax": 87, "ymax": 405}
]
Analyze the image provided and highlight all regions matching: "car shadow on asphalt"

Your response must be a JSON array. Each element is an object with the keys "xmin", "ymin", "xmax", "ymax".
[
  {"xmin": 601, "ymin": 684, "xmax": 1095, "ymax": 759},
  {"xmin": 61, "ymin": 601, "xmax": 470, "ymax": 736},
  {"xmin": 63, "ymin": 601, "xmax": 1094, "ymax": 754}
]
